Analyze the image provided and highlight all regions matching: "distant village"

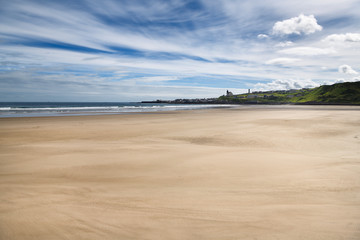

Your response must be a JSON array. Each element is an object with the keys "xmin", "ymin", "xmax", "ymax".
[
  {"xmin": 142, "ymin": 98, "xmax": 220, "ymax": 104},
  {"xmin": 224, "ymin": 88, "xmax": 307, "ymax": 99},
  {"xmin": 142, "ymin": 88, "xmax": 309, "ymax": 104}
]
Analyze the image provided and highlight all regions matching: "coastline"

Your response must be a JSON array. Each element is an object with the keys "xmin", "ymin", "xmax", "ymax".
[
  {"xmin": 0, "ymin": 102, "xmax": 234, "ymax": 118},
  {"xmin": 142, "ymin": 100, "xmax": 360, "ymax": 106},
  {"xmin": 1, "ymin": 106, "xmax": 360, "ymax": 239},
  {"xmin": 2, "ymin": 100, "xmax": 360, "ymax": 118}
]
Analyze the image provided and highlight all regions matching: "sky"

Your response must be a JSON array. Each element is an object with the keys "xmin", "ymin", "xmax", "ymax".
[{"xmin": 0, "ymin": 0, "xmax": 359, "ymax": 101}]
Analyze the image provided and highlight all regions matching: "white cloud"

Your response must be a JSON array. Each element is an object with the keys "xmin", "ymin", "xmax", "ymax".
[
  {"xmin": 279, "ymin": 47, "xmax": 336, "ymax": 56},
  {"xmin": 272, "ymin": 14, "xmax": 322, "ymax": 35},
  {"xmin": 257, "ymin": 34, "xmax": 269, "ymax": 39},
  {"xmin": 266, "ymin": 57, "xmax": 299, "ymax": 65},
  {"xmin": 275, "ymin": 41, "xmax": 294, "ymax": 47},
  {"xmin": 352, "ymin": 76, "xmax": 360, "ymax": 82},
  {"xmin": 254, "ymin": 79, "xmax": 320, "ymax": 91},
  {"xmin": 323, "ymin": 33, "xmax": 360, "ymax": 43},
  {"xmin": 334, "ymin": 76, "xmax": 360, "ymax": 85},
  {"xmin": 338, "ymin": 64, "xmax": 358, "ymax": 74}
]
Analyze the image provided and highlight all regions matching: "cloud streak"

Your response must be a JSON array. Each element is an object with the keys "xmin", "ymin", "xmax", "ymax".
[
  {"xmin": 278, "ymin": 47, "xmax": 336, "ymax": 56},
  {"xmin": 266, "ymin": 58, "xmax": 300, "ymax": 65}
]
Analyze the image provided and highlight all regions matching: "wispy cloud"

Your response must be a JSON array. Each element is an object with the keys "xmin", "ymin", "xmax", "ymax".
[
  {"xmin": 266, "ymin": 58, "xmax": 300, "ymax": 65},
  {"xmin": 278, "ymin": 47, "xmax": 336, "ymax": 56}
]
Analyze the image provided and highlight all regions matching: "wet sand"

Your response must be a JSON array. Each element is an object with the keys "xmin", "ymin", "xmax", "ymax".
[{"xmin": 1, "ymin": 105, "xmax": 360, "ymax": 239}]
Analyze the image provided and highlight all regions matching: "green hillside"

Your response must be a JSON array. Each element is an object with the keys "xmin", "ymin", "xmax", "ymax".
[
  {"xmin": 291, "ymin": 81, "xmax": 360, "ymax": 104},
  {"xmin": 218, "ymin": 81, "xmax": 360, "ymax": 105}
]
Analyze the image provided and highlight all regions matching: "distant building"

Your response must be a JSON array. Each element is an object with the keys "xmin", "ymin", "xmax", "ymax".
[{"xmin": 226, "ymin": 90, "xmax": 233, "ymax": 97}]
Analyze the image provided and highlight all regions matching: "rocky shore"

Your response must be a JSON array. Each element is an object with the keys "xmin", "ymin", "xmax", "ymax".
[{"xmin": 141, "ymin": 98, "xmax": 229, "ymax": 104}]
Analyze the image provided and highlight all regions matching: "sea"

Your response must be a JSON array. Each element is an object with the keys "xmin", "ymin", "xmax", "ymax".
[{"xmin": 0, "ymin": 102, "xmax": 233, "ymax": 118}]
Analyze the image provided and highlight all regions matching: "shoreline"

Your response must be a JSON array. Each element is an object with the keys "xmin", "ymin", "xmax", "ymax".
[
  {"xmin": 1, "ymin": 104, "xmax": 360, "ymax": 119},
  {"xmin": 0, "ymin": 102, "xmax": 234, "ymax": 118},
  {"xmin": 142, "ymin": 100, "xmax": 360, "ymax": 106}
]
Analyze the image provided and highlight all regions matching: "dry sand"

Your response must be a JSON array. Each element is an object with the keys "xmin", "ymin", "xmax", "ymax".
[{"xmin": 0, "ymin": 105, "xmax": 360, "ymax": 240}]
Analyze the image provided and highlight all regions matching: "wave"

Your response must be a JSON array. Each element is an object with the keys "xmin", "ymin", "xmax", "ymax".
[
  {"xmin": 120, "ymin": 105, "xmax": 230, "ymax": 109},
  {"xmin": 0, "ymin": 106, "xmax": 120, "ymax": 111},
  {"xmin": 0, "ymin": 105, "xmax": 231, "ymax": 111},
  {"xmin": 0, "ymin": 103, "xmax": 233, "ymax": 117}
]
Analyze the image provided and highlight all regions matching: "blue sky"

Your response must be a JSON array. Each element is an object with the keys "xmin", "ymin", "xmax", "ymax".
[{"xmin": 0, "ymin": 0, "xmax": 359, "ymax": 101}]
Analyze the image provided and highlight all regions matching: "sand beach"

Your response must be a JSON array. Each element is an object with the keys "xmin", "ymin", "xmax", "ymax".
[{"xmin": 0, "ymin": 105, "xmax": 359, "ymax": 239}]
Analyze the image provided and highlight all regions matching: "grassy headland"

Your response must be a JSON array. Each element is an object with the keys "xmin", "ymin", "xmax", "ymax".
[{"xmin": 219, "ymin": 81, "xmax": 360, "ymax": 105}]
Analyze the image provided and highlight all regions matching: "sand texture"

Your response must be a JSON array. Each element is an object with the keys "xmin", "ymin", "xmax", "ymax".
[{"xmin": 1, "ymin": 105, "xmax": 360, "ymax": 240}]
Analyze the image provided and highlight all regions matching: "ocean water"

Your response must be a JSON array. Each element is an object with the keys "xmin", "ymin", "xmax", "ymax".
[{"xmin": 0, "ymin": 102, "xmax": 232, "ymax": 118}]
